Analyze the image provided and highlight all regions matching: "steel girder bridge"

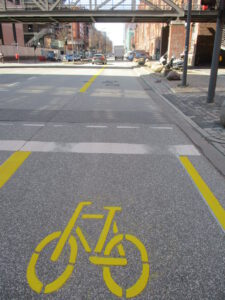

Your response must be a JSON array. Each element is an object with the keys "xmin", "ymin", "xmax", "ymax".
[{"xmin": 0, "ymin": 0, "xmax": 219, "ymax": 23}]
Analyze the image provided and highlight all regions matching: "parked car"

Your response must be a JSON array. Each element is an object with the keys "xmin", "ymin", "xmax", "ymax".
[
  {"xmin": 73, "ymin": 54, "xmax": 81, "ymax": 61},
  {"xmin": 127, "ymin": 51, "xmax": 150, "ymax": 62},
  {"xmin": 135, "ymin": 51, "xmax": 150, "ymax": 60},
  {"xmin": 92, "ymin": 54, "xmax": 107, "ymax": 65},
  {"xmin": 47, "ymin": 51, "xmax": 56, "ymax": 61},
  {"xmin": 127, "ymin": 52, "xmax": 135, "ymax": 61},
  {"xmin": 124, "ymin": 51, "xmax": 133, "ymax": 60},
  {"xmin": 66, "ymin": 54, "xmax": 74, "ymax": 62}
]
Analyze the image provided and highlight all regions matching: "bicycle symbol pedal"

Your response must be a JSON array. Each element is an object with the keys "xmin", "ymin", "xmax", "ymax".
[{"xmin": 27, "ymin": 202, "xmax": 150, "ymax": 298}]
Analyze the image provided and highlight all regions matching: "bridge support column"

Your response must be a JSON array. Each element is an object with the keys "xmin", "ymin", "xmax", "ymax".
[
  {"xmin": 132, "ymin": 0, "xmax": 136, "ymax": 10},
  {"xmin": 1, "ymin": 0, "xmax": 6, "ymax": 11}
]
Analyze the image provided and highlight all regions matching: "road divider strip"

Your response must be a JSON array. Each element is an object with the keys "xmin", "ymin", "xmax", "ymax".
[
  {"xmin": 180, "ymin": 156, "xmax": 225, "ymax": 232},
  {"xmin": 0, "ymin": 151, "xmax": 31, "ymax": 189},
  {"xmin": 79, "ymin": 66, "xmax": 106, "ymax": 93}
]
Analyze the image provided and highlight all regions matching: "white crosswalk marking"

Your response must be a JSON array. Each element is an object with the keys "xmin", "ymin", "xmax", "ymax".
[{"xmin": 0, "ymin": 140, "xmax": 200, "ymax": 156}]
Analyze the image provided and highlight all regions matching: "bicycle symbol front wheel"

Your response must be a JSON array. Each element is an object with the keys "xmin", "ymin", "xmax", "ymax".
[
  {"xmin": 103, "ymin": 234, "xmax": 150, "ymax": 298},
  {"xmin": 27, "ymin": 231, "xmax": 78, "ymax": 294}
]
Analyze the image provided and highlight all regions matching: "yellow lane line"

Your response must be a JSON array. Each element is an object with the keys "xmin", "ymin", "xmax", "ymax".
[
  {"xmin": 0, "ymin": 151, "xmax": 31, "ymax": 189},
  {"xmin": 79, "ymin": 66, "xmax": 106, "ymax": 93},
  {"xmin": 180, "ymin": 156, "xmax": 225, "ymax": 232}
]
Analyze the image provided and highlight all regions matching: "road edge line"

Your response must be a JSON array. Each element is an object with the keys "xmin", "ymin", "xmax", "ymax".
[{"xmin": 179, "ymin": 156, "xmax": 225, "ymax": 233}]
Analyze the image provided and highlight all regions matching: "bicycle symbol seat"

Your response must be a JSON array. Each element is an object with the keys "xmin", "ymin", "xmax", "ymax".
[{"xmin": 27, "ymin": 201, "xmax": 150, "ymax": 298}]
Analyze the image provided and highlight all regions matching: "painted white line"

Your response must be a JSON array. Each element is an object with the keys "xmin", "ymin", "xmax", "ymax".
[
  {"xmin": 27, "ymin": 77, "xmax": 36, "ymax": 80},
  {"xmin": 0, "ymin": 123, "xmax": 14, "ymax": 126},
  {"xmin": 21, "ymin": 142, "xmax": 150, "ymax": 154},
  {"xmin": 0, "ymin": 140, "xmax": 201, "ymax": 156},
  {"xmin": 150, "ymin": 126, "xmax": 173, "ymax": 130},
  {"xmin": 86, "ymin": 125, "xmax": 108, "ymax": 128},
  {"xmin": 169, "ymin": 145, "xmax": 200, "ymax": 156},
  {"xmin": 0, "ymin": 140, "xmax": 26, "ymax": 151},
  {"xmin": 23, "ymin": 124, "xmax": 45, "ymax": 127},
  {"xmin": 7, "ymin": 82, "xmax": 19, "ymax": 87},
  {"xmin": 53, "ymin": 124, "xmax": 65, "ymax": 127},
  {"xmin": 117, "ymin": 126, "xmax": 139, "ymax": 129}
]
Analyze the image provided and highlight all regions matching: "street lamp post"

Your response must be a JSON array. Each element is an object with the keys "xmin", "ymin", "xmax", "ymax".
[{"xmin": 181, "ymin": 0, "xmax": 192, "ymax": 87}]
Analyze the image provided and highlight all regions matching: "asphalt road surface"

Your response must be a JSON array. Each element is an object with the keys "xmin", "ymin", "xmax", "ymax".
[{"xmin": 0, "ymin": 61, "xmax": 225, "ymax": 300}]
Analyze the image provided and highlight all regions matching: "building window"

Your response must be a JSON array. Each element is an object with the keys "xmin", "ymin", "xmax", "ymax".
[
  {"xmin": 15, "ymin": 0, "xmax": 20, "ymax": 5},
  {"xmin": 0, "ymin": 24, "xmax": 4, "ymax": 45},
  {"xmin": 28, "ymin": 24, "xmax": 33, "ymax": 32},
  {"xmin": 12, "ymin": 23, "xmax": 17, "ymax": 43}
]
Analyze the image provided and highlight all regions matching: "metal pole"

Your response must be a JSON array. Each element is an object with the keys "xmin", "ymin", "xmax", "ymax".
[
  {"xmin": 207, "ymin": 0, "xmax": 224, "ymax": 103},
  {"xmin": 181, "ymin": 0, "xmax": 192, "ymax": 86}
]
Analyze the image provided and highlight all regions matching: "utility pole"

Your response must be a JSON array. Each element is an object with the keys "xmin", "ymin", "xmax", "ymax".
[
  {"xmin": 207, "ymin": 0, "xmax": 225, "ymax": 103},
  {"xmin": 181, "ymin": 0, "xmax": 192, "ymax": 86}
]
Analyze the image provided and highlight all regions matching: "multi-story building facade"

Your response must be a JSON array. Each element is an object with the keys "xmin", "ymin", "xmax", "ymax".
[
  {"xmin": 88, "ymin": 26, "xmax": 112, "ymax": 54},
  {"xmin": 0, "ymin": 0, "xmax": 24, "ymax": 46},
  {"xmin": 125, "ymin": 24, "xmax": 135, "ymax": 52},
  {"xmin": 134, "ymin": 0, "xmax": 222, "ymax": 65}
]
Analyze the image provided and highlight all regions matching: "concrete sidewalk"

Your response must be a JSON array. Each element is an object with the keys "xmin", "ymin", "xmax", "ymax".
[{"xmin": 136, "ymin": 66, "xmax": 225, "ymax": 156}]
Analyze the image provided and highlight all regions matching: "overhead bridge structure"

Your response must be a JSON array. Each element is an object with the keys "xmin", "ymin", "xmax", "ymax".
[{"xmin": 0, "ymin": 0, "xmax": 219, "ymax": 23}]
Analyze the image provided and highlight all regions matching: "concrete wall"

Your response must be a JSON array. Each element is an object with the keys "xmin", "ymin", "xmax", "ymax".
[{"xmin": 0, "ymin": 45, "xmax": 53, "ymax": 60}]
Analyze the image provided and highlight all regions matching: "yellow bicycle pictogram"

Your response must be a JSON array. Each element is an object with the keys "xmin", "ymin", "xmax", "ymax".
[{"xmin": 27, "ymin": 202, "xmax": 150, "ymax": 298}]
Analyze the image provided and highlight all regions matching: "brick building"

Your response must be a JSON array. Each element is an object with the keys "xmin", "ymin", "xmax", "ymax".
[
  {"xmin": 0, "ymin": 0, "xmax": 24, "ymax": 46},
  {"xmin": 88, "ymin": 26, "xmax": 112, "ymax": 54},
  {"xmin": 134, "ymin": 1, "xmax": 167, "ymax": 59},
  {"xmin": 134, "ymin": 0, "xmax": 220, "ymax": 65}
]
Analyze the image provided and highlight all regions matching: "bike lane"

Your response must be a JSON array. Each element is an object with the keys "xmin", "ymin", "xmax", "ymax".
[
  {"xmin": 0, "ymin": 64, "xmax": 225, "ymax": 299},
  {"xmin": 0, "ymin": 137, "xmax": 225, "ymax": 299}
]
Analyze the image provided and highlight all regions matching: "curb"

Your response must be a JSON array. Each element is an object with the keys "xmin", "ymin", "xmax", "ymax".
[
  {"xmin": 134, "ymin": 66, "xmax": 225, "ymax": 154},
  {"xmin": 134, "ymin": 66, "xmax": 225, "ymax": 177}
]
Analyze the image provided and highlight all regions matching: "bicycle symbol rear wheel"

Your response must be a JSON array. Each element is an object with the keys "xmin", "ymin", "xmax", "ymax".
[
  {"xmin": 103, "ymin": 234, "xmax": 149, "ymax": 298},
  {"xmin": 27, "ymin": 231, "xmax": 78, "ymax": 294}
]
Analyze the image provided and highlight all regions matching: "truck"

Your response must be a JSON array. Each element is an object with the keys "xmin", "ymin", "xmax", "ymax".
[{"xmin": 114, "ymin": 45, "xmax": 125, "ymax": 61}]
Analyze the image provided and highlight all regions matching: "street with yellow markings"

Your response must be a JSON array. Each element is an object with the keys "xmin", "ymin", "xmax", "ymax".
[{"xmin": 0, "ymin": 61, "xmax": 225, "ymax": 299}]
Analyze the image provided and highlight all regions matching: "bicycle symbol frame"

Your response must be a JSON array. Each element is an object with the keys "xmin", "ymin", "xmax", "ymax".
[{"xmin": 27, "ymin": 202, "xmax": 150, "ymax": 298}]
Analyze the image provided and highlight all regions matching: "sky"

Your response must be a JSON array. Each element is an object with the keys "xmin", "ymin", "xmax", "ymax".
[{"xmin": 95, "ymin": 23, "xmax": 125, "ymax": 46}]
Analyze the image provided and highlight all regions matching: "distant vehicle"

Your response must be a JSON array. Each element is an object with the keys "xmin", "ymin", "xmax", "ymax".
[
  {"xmin": 92, "ymin": 54, "xmax": 107, "ymax": 65},
  {"xmin": 127, "ymin": 52, "xmax": 135, "ymax": 61},
  {"xmin": 47, "ymin": 51, "xmax": 56, "ymax": 61},
  {"xmin": 114, "ymin": 45, "xmax": 125, "ymax": 60},
  {"xmin": 61, "ymin": 55, "xmax": 67, "ymax": 62},
  {"xmin": 124, "ymin": 51, "xmax": 133, "ymax": 60},
  {"xmin": 73, "ymin": 53, "xmax": 81, "ymax": 61},
  {"xmin": 127, "ymin": 51, "xmax": 150, "ymax": 62},
  {"xmin": 66, "ymin": 54, "xmax": 74, "ymax": 62}
]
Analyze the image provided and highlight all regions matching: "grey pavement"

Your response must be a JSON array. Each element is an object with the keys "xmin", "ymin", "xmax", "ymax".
[
  {"xmin": 0, "ymin": 61, "xmax": 225, "ymax": 300},
  {"xmin": 136, "ymin": 65, "xmax": 225, "ymax": 156}
]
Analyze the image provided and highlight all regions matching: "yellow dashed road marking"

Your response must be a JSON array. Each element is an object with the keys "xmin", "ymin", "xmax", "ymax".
[{"xmin": 79, "ymin": 66, "xmax": 106, "ymax": 92}]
